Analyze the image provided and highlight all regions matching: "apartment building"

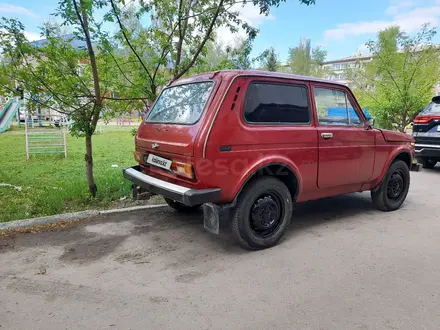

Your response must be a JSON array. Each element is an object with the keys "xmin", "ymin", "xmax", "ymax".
[
  {"xmin": 321, "ymin": 53, "xmax": 373, "ymax": 85},
  {"xmin": 322, "ymin": 53, "xmax": 440, "ymax": 95}
]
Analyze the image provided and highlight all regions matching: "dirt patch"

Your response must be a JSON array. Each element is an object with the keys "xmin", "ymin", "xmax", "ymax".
[
  {"xmin": 59, "ymin": 235, "xmax": 127, "ymax": 264},
  {"xmin": 149, "ymin": 296, "xmax": 169, "ymax": 303},
  {"xmin": 108, "ymin": 195, "xmax": 164, "ymax": 210},
  {"xmin": 115, "ymin": 251, "xmax": 152, "ymax": 264},
  {"xmin": 0, "ymin": 219, "xmax": 91, "ymax": 238},
  {"xmin": 175, "ymin": 271, "xmax": 206, "ymax": 283}
]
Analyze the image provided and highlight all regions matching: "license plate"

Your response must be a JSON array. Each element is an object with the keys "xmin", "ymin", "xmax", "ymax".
[{"xmin": 146, "ymin": 154, "xmax": 172, "ymax": 170}]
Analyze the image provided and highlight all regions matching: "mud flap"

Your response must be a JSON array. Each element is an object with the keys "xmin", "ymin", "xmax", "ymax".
[
  {"xmin": 411, "ymin": 162, "xmax": 422, "ymax": 172},
  {"xmin": 203, "ymin": 203, "xmax": 220, "ymax": 234}
]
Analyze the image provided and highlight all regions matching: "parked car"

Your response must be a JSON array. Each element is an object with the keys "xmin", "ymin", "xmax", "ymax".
[
  {"xmin": 412, "ymin": 96, "xmax": 440, "ymax": 168},
  {"xmin": 123, "ymin": 70, "xmax": 419, "ymax": 250},
  {"xmin": 51, "ymin": 114, "xmax": 71, "ymax": 127}
]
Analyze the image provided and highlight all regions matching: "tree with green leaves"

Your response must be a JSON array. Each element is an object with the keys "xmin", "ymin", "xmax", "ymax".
[
  {"xmin": 258, "ymin": 47, "xmax": 279, "ymax": 71},
  {"xmin": 0, "ymin": 0, "xmax": 317, "ymax": 198},
  {"xmin": 288, "ymin": 37, "xmax": 328, "ymax": 77},
  {"xmin": 349, "ymin": 25, "xmax": 440, "ymax": 132},
  {"xmin": 110, "ymin": 0, "xmax": 316, "ymax": 87},
  {"xmin": 191, "ymin": 37, "xmax": 255, "ymax": 73},
  {"xmin": 0, "ymin": 1, "xmax": 144, "ymax": 197},
  {"xmin": 229, "ymin": 37, "xmax": 254, "ymax": 69}
]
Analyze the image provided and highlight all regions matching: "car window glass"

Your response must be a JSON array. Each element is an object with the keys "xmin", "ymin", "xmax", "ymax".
[
  {"xmin": 244, "ymin": 83, "xmax": 309, "ymax": 124},
  {"xmin": 421, "ymin": 102, "xmax": 440, "ymax": 114},
  {"xmin": 147, "ymin": 82, "xmax": 214, "ymax": 124},
  {"xmin": 314, "ymin": 87, "xmax": 363, "ymax": 126},
  {"xmin": 314, "ymin": 88, "xmax": 349, "ymax": 126},
  {"xmin": 346, "ymin": 96, "xmax": 363, "ymax": 126}
]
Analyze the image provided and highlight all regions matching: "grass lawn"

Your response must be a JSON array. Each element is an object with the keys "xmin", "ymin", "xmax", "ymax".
[{"xmin": 0, "ymin": 125, "xmax": 149, "ymax": 222}]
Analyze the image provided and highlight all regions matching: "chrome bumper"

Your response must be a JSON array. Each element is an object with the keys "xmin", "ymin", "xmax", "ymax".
[{"xmin": 123, "ymin": 166, "xmax": 221, "ymax": 207}]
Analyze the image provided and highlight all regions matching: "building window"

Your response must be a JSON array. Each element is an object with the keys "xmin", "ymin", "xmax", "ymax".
[
  {"xmin": 340, "ymin": 63, "xmax": 346, "ymax": 69},
  {"xmin": 333, "ymin": 64, "xmax": 340, "ymax": 70},
  {"xmin": 338, "ymin": 74, "xmax": 346, "ymax": 80}
]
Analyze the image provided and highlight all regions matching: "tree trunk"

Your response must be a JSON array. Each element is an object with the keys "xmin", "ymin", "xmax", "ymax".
[
  {"xmin": 85, "ymin": 133, "xmax": 97, "ymax": 197},
  {"xmin": 73, "ymin": 0, "xmax": 103, "ymax": 198}
]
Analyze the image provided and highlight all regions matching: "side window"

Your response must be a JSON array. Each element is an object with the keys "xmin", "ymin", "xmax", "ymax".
[
  {"xmin": 244, "ymin": 83, "xmax": 310, "ymax": 124},
  {"xmin": 314, "ymin": 87, "xmax": 363, "ymax": 126},
  {"xmin": 348, "ymin": 98, "xmax": 362, "ymax": 126}
]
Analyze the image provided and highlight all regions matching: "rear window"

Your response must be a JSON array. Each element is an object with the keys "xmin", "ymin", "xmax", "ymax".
[
  {"xmin": 244, "ymin": 83, "xmax": 310, "ymax": 124},
  {"xmin": 421, "ymin": 102, "xmax": 440, "ymax": 115},
  {"xmin": 146, "ymin": 82, "xmax": 214, "ymax": 124}
]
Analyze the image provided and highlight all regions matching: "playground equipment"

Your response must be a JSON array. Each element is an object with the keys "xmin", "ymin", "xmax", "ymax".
[
  {"xmin": 23, "ymin": 100, "xmax": 67, "ymax": 159},
  {"xmin": 327, "ymin": 107, "xmax": 372, "ymax": 119},
  {"xmin": 0, "ymin": 98, "xmax": 22, "ymax": 133}
]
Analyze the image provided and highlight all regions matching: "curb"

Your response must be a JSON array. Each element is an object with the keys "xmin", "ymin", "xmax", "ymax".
[{"xmin": 0, "ymin": 204, "xmax": 167, "ymax": 231}]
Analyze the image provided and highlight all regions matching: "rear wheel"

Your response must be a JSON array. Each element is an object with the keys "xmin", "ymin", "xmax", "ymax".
[
  {"xmin": 371, "ymin": 160, "xmax": 410, "ymax": 211},
  {"xmin": 164, "ymin": 197, "xmax": 200, "ymax": 212},
  {"xmin": 230, "ymin": 176, "xmax": 293, "ymax": 250},
  {"xmin": 419, "ymin": 157, "xmax": 437, "ymax": 169}
]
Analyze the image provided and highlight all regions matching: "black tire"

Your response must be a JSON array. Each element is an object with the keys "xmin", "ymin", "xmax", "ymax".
[
  {"xmin": 230, "ymin": 176, "xmax": 293, "ymax": 250},
  {"xmin": 419, "ymin": 158, "xmax": 437, "ymax": 169},
  {"xmin": 164, "ymin": 197, "xmax": 200, "ymax": 212},
  {"xmin": 371, "ymin": 160, "xmax": 410, "ymax": 212}
]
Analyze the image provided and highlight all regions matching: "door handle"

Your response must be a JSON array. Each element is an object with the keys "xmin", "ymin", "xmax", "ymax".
[{"xmin": 321, "ymin": 132, "xmax": 333, "ymax": 139}]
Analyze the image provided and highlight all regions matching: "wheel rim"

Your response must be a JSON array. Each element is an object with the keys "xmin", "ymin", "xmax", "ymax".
[
  {"xmin": 386, "ymin": 169, "xmax": 405, "ymax": 202},
  {"xmin": 249, "ymin": 191, "xmax": 284, "ymax": 238}
]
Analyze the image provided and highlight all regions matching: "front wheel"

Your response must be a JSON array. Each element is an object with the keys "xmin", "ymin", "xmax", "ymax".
[
  {"xmin": 164, "ymin": 198, "xmax": 200, "ymax": 212},
  {"xmin": 371, "ymin": 160, "xmax": 410, "ymax": 211},
  {"xmin": 230, "ymin": 176, "xmax": 293, "ymax": 250}
]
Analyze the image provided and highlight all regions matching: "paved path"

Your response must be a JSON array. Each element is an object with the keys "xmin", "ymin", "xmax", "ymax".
[{"xmin": 1, "ymin": 167, "xmax": 440, "ymax": 329}]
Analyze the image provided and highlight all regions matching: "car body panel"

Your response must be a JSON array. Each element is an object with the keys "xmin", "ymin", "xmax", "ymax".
[
  {"xmin": 380, "ymin": 129, "xmax": 414, "ymax": 142},
  {"xmin": 413, "ymin": 104, "xmax": 440, "ymax": 161},
  {"xmin": 133, "ymin": 70, "xmax": 414, "ymax": 205}
]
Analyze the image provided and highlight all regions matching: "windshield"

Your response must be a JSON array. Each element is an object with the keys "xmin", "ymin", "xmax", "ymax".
[
  {"xmin": 421, "ymin": 102, "xmax": 440, "ymax": 115},
  {"xmin": 146, "ymin": 81, "xmax": 214, "ymax": 124}
]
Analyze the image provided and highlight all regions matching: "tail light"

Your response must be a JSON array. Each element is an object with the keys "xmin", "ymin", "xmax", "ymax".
[
  {"xmin": 171, "ymin": 161, "xmax": 195, "ymax": 179},
  {"xmin": 413, "ymin": 116, "xmax": 430, "ymax": 124},
  {"xmin": 134, "ymin": 151, "xmax": 142, "ymax": 163}
]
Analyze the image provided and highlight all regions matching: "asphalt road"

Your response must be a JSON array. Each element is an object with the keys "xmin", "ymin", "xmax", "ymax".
[{"xmin": 1, "ymin": 166, "xmax": 440, "ymax": 330}]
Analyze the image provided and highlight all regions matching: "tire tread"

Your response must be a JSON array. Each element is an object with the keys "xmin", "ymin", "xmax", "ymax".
[
  {"xmin": 371, "ymin": 160, "xmax": 410, "ymax": 212},
  {"xmin": 230, "ymin": 176, "xmax": 293, "ymax": 250}
]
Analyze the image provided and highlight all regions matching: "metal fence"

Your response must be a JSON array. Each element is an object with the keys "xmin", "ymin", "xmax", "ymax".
[{"xmin": 24, "ymin": 105, "xmax": 67, "ymax": 159}]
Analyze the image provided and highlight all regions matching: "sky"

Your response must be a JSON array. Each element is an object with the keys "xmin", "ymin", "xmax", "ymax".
[{"xmin": 2, "ymin": 0, "xmax": 440, "ymax": 62}]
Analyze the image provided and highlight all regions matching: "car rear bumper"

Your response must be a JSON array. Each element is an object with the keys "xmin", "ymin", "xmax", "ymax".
[
  {"xmin": 415, "ymin": 143, "xmax": 440, "ymax": 159},
  {"xmin": 123, "ymin": 165, "xmax": 221, "ymax": 207}
]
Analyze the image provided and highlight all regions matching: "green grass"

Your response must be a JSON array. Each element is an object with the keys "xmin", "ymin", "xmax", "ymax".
[{"xmin": 0, "ymin": 125, "xmax": 139, "ymax": 222}]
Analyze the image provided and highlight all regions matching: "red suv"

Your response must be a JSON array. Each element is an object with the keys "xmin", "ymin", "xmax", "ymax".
[{"xmin": 124, "ymin": 70, "xmax": 419, "ymax": 250}]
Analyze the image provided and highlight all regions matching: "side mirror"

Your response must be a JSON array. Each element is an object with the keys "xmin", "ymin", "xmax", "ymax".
[{"xmin": 366, "ymin": 118, "xmax": 375, "ymax": 128}]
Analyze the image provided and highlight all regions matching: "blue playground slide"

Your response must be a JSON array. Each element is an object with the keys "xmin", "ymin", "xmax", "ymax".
[{"xmin": 0, "ymin": 99, "xmax": 21, "ymax": 133}]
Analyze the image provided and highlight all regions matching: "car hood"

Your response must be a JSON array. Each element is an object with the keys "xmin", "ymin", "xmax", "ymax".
[{"xmin": 379, "ymin": 129, "xmax": 414, "ymax": 142}]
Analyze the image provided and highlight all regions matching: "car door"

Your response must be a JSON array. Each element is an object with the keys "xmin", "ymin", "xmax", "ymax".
[{"xmin": 312, "ymin": 84, "xmax": 375, "ymax": 188}]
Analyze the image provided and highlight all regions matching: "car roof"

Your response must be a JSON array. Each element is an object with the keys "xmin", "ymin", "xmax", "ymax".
[{"xmin": 172, "ymin": 69, "xmax": 346, "ymax": 87}]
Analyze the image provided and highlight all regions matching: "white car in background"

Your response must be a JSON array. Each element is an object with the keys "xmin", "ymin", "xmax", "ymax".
[{"xmin": 18, "ymin": 111, "xmax": 39, "ymax": 123}]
